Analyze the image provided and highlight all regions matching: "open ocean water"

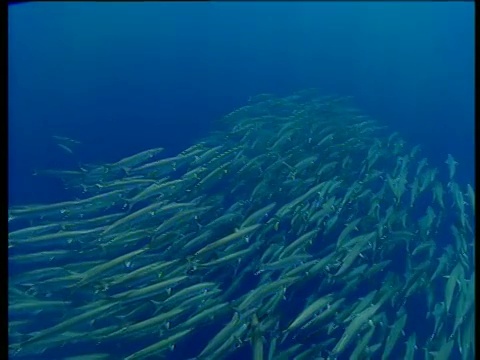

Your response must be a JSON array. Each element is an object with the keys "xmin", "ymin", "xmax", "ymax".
[{"xmin": 8, "ymin": 2, "xmax": 474, "ymax": 360}]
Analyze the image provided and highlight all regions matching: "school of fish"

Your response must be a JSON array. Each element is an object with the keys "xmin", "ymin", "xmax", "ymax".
[{"xmin": 9, "ymin": 89, "xmax": 475, "ymax": 359}]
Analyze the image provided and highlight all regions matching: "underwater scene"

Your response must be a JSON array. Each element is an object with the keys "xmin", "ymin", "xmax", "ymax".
[{"xmin": 8, "ymin": 2, "xmax": 474, "ymax": 360}]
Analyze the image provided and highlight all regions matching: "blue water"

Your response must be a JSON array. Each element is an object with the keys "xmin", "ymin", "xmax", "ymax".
[
  {"xmin": 8, "ymin": 2, "xmax": 474, "ymax": 359},
  {"xmin": 9, "ymin": 2, "xmax": 474, "ymax": 207}
]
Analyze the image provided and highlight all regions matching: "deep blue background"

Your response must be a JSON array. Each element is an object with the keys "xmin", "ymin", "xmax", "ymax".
[{"xmin": 8, "ymin": 2, "xmax": 474, "ymax": 206}]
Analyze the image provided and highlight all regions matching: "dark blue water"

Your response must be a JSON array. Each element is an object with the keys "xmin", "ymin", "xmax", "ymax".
[
  {"xmin": 9, "ymin": 2, "xmax": 474, "ymax": 206},
  {"xmin": 8, "ymin": 2, "xmax": 474, "ymax": 359}
]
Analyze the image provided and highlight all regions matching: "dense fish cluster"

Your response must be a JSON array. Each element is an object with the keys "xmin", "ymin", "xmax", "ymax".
[{"xmin": 9, "ymin": 90, "xmax": 475, "ymax": 360}]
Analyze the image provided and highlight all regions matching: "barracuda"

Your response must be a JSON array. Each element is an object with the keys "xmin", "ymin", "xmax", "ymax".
[{"xmin": 124, "ymin": 328, "xmax": 193, "ymax": 360}]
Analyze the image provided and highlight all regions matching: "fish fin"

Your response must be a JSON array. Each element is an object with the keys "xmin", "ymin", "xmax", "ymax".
[
  {"xmin": 229, "ymin": 303, "xmax": 241, "ymax": 314},
  {"xmin": 120, "ymin": 167, "xmax": 131, "ymax": 176},
  {"xmin": 150, "ymin": 299, "xmax": 162, "ymax": 307}
]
